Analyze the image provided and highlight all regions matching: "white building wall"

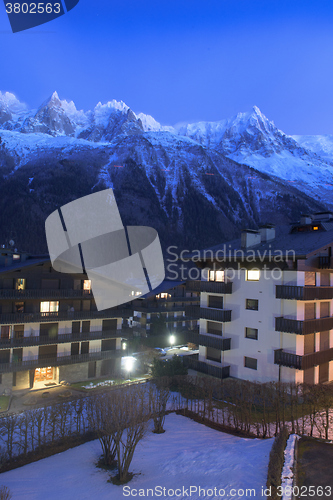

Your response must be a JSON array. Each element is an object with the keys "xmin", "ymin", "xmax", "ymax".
[{"xmin": 199, "ymin": 269, "xmax": 304, "ymax": 383}]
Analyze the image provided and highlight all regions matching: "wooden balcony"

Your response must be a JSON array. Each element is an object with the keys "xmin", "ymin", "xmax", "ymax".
[
  {"xmin": 0, "ymin": 289, "xmax": 93, "ymax": 300},
  {"xmin": 276, "ymin": 285, "xmax": 333, "ymax": 300},
  {"xmin": 182, "ymin": 355, "xmax": 230, "ymax": 379},
  {"xmin": 0, "ymin": 308, "xmax": 130, "ymax": 325},
  {"xmin": 0, "ymin": 328, "xmax": 132, "ymax": 349},
  {"xmin": 318, "ymin": 256, "xmax": 333, "ymax": 269},
  {"xmin": 275, "ymin": 316, "xmax": 333, "ymax": 335},
  {"xmin": 274, "ymin": 348, "xmax": 333, "ymax": 370},
  {"xmin": 0, "ymin": 349, "xmax": 123, "ymax": 373}
]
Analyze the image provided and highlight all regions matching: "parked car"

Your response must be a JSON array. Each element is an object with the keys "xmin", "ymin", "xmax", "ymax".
[{"xmin": 153, "ymin": 347, "xmax": 167, "ymax": 356}]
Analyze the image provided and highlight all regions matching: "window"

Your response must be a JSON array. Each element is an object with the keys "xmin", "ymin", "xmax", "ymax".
[
  {"xmin": 244, "ymin": 356, "xmax": 257, "ymax": 370},
  {"xmin": 0, "ymin": 326, "xmax": 10, "ymax": 340},
  {"xmin": 206, "ymin": 347, "xmax": 221, "ymax": 363},
  {"xmin": 305, "ymin": 272, "xmax": 316, "ymax": 287},
  {"xmin": 83, "ymin": 280, "xmax": 91, "ymax": 291},
  {"xmin": 15, "ymin": 278, "xmax": 25, "ymax": 290},
  {"xmin": 12, "ymin": 254, "xmax": 20, "ymax": 261},
  {"xmin": 40, "ymin": 301, "xmax": 59, "ymax": 313},
  {"xmin": 246, "ymin": 269, "xmax": 260, "ymax": 281},
  {"xmin": 246, "ymin": 299, "xmax": 259, "ymax": 311},
  {"xmin": 208, "ymin": 295, "xmax": 223, "ymax": 309},
  {"xmin": 209, "ymin": 270, "xmax": 224, "ymax": 282},
  {"xmin": 207, "ymin": 321, "xmax": 222, "ymax": 336},
  {"xmin": 245, "ymin": 327, "xmax": 258, "ymax": 340},
  {"xmin": 15, "ymin": 302, "xmax": 24, "ymax": 313}
]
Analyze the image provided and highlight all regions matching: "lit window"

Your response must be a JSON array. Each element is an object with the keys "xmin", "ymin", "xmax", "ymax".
[
  {"xmin": 40, "ymin": 301, "xmax": 59, "ymax": 313},
  {"xmin": 83, "ymin": 280, "xmax": 91, "ymax": 290},
  {"xmin": 160, "ymin": 293, "xmax": 170, "ymax": 299},
  {"xmin": 246, "ymin": 269, "xmax": 260, "ymax": 281},
  {"xmin": 312, "ymin": 226, "xmax": 319, "ymax": 231},
  {"xmin": 12, "ymin": 254, "xmax": 20, "ymax": 261},
  {"xmin": 15, "ymin": 279, "xmax": 25, "ymax": 290},
  {"xmin": 209, "ymin": 270, "xmax": 225, "ymax": 282},
  {"xmin": 215, "ymin": 270, "xmax": 224, "ymax": 282}
]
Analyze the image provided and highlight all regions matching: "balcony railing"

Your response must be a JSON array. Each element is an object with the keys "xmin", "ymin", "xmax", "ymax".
[
  {"xmin": 0, "ymin": 308, "xmax": 130, "ymax": 325},
  {"xmin": 0, "ymin": 289, "xmax": 93, "ymax": 300},
  {"xmin": 184, "ymin": 331, "xmax": 231, "ymax": 351},
  {"xmin": 318, "ymin": 256, "xmax": 333, "ymax": 269},
  {"xmin": 200, "ymin": 307, "xmax": 232, "ymax": 323},
  {"xmin": 185, "ymin": 281, "xmax": 201, "ymax": 292},
  {"xmin": 182, "ymin": 355, "xmax": 230, "ymax": 379},
  {"xmin": 0, "ymin": 349, "xmax": 123, "ymax": 373},
  {"xmin": 0, "ymin": 328, "xmax": 132, "ymax": 349},
  {"xmin": 275, "ymin": 316, "xmax": 333, "ymax": 335},
  {"xmin": 274, "ymin": 348, "xmax": 333, "ymax": 370},
  {"xmin": 276, "ymin": 285, "xmax": 333, "ymax": 300},
  {"xmin": 184, "ymin": 306, "xmax": 232, "ymax": 322},
  {"xmin": 200, "ymin": 282, "xmax": 233, "ymax": 294}
]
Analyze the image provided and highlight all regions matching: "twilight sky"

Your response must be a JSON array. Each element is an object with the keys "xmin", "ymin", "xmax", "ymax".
[{"xmin": 1, "ymin": 0, "xmax": 333, "ymax": 135}]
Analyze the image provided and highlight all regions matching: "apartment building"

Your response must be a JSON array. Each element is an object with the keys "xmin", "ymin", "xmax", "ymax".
[
  {"xmin": 185, "ymin": 212, "xmax": 333, "ymax": 384},
  {"xmin": 0, "ymin": 248, "xmax": 129, "ymax": 391},
  {"xmin": 131, "ymin": 280, "xmax": 200, "ymax": 337}
]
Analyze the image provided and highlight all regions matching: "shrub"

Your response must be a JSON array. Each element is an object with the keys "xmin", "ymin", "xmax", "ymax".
[{"xmin": 266, "ymin": 428, "xmax": 289, "ymax": 500}]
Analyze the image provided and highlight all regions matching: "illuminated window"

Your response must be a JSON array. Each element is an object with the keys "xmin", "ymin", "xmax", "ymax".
[
  {"xmin": 209, "ymin": 270, "xmax": 225, "ymax": 282},
  {"xmin": 15, "ymin": 279, "xmax": 25, "ymax": 290},
  {"xmin": 160, "ymin": 293, "xmax": 170, "ymax": 299},
  {"xmin": 12, "ymin": 254, "xmax": 20, "ymax": 261},
  {"xmin": 246, "ymin": 269, "xmax": 260, "ymax": 281},
  {"xmin": 83, "ymin": 280, "xmax": 91, "ymax": 290},
  {"xmin": 312, "ymin": 226, "xmax": 319, "ymax": 231},
  {"xmin": 40, "ymin": 301, "xmax": 59, "ymax": 313}
]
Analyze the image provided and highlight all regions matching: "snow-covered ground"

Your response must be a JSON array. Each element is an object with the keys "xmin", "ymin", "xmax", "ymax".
[{"xmin": 0, "ymin": 414, "xmax": 273, "ymax": 500}]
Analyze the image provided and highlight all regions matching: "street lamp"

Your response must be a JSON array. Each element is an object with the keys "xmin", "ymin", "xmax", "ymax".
[
  {"xmin": 123, "ymin": 356, "xmax": 135, "ymax": 380},
  {"xmin": 170, "ymin": 334, "xmax": 175, "ymax": 350}
]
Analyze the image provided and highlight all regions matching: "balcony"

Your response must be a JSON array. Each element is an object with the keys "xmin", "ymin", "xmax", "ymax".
[
  {"xmin": 185, "ymin": 280, "xmax": 233, "ymax": 294},
  {"xmin": 184, "ymin": 331, "xmax": 231, "ymax": 351},
  {"xmin": 274, "ymin": 348, "xmax": 333, "ymax": 370},
  {"xmin": 318, "ymin": 256, "xmax": 333, "ymax": 269},
  {"xmin": 182, "ymin": 355, "xmax": 230, "ymax": 379},
  {"xmin": 275, "ymin": 316, "xmax": 333, "ymax": 335},
  {"xmin": 199, "ymin": 282, "xmax": 233, "ymax": 294},
  {"xmin": 0, "ymin": 308, "xmax": 130, "ymax": 325},
  {"xmin": 0, "ymin": 349, "xmax": 123, "ymax": 373},
  {"xmin": 276, "ymin": 285, "xmax": 333, "ymax": 300},
  {"xmin": 184, "ymin": 306, "xmax": 231, "ymax": 322},
  {"xmin": 0, "ymin": 289, "xmax": 93, "ymax": 300},
  {"xmin": 200, "ymin": 307, "xmax": 232, "ymax": 323},
  {"xmin": 0, "ymin": 327, "xmax": 132, "ymax": 349}
]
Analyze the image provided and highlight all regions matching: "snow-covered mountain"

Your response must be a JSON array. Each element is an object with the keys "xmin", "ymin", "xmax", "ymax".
[
  {"xmin": 292, "ymin": 134, "xmax": 333, "ymax": 163},
  {"xmin": 0, "ymin": 92, "xmax": 330, "ymax": 253},
  {"xmin": 177, "ymin": 106, "xmax": 333, "ymax": 208}
]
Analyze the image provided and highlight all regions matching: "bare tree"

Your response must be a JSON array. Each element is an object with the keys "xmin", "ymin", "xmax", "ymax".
[
  {"xmin": 149, "ymin": 378, "xmax": 170, "ymax": 434},
  {"xmin": 0, "ymin": 486, "xmax": 12, "ymax": 500}
]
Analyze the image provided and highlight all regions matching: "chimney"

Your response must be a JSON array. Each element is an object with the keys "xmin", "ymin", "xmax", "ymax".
[
  {"xmin": 259, "ymin": 224, "xmax": 276, "ymax": 242},
  {"xmin": 300, "ymin": 214, "xmax": 312, "ymax": 225},
  {"xmin": 241, "ymin": 229, "xmax": 261, "ymax": 248}
]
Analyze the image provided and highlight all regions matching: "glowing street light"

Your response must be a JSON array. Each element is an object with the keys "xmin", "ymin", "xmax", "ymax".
[
  {"xmin": 122, "ymin": 356, "xmax": 135, "ymax": 379},
  {"xmin": 170, "ymin": 335, "xmax": 175, "ymax": 350}
]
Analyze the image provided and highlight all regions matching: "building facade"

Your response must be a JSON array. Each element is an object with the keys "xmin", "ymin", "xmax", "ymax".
[
  {"xmin": 187, "ymin": 213, "xmax": 333, "ymax": 384},
  {"xmin": 0, "ymin": 248, "xmax": 128, "ymax": 391}
]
